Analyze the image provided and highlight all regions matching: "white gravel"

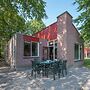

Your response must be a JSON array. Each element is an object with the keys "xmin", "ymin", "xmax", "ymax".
[{"xmin": 0, "ymin": 67, "xmax": 90, "ymax": 90}]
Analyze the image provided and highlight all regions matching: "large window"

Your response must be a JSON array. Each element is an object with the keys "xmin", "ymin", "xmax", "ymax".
[
  {"xmin": 74, "ymin": 44, "xmax": 81, "ymax": 60},
  {"xmin": 24, "ymin": 42, "xmax": 39, "ymax": 57},
  {"xmin": 32, "ymin": 42, "xmax": 38, "ymax": 56}
]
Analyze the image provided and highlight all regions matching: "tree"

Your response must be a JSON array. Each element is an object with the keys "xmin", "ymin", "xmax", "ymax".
[
  {"xmin": 0, "ymin": 0, "xmax": 47, "ymax": 58},
  {"xmin": 0, "ymin": 0, "xmax": 47, "ymax": 20},
  {"xmin": 74, "ymin": 0, "xmax": 90, "ymax": 44},
  {"xmin": 25, "ymin": 19, "xmax": 46, "ymax": 35}
]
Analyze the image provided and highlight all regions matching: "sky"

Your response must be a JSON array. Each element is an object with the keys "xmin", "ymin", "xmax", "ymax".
[{"xmin": 43, "ymin": 0, "xmax": 80, "ymax": 26}]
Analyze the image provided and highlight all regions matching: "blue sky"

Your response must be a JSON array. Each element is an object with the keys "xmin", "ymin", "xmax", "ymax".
[{"xmin": 43, "ymin": 0, "xmax": 80, "ymax": 26}]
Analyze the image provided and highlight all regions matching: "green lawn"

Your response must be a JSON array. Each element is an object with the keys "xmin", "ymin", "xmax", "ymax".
[{"xmin": 84, "ymin": 58, "xmax": 90, "ymax": 68}]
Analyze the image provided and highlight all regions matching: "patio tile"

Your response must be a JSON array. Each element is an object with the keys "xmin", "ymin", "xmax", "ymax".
[{"xmin": 0, "ymin": 67, "xmax": 90, "ymax": 90}]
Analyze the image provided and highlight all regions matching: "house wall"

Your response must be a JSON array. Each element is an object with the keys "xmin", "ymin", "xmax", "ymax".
[
  {"xmin": 15, "ymin": 34, "xmax": 47, "ymax": 68},
  {"xmin": 57, "ymin": 12, "xmax": 84, "ymax": 67},
  {"xmin": 7, "ymin": 12, "xmax": 84, "ymax": 68},
  {"xmin": 66, "ymin": 13, "xmax": 84, "ymax": 67},
  {"xmin": 6, "ymin": 39, "xmax": 12, "ymax": 65},
  {"xmin": 39, "ymin": 39, "xmax": 48, "ymax": 60},
  {"xmin": 6, "ymin": 35, "xmax": 17, "ymax": 69}
]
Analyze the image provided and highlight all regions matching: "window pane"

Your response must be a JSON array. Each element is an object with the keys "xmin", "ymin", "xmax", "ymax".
[
  {"xmin": 55, "ymin": 40, "xmax": 57, "ymax": 59},
  {"xmin": 74, "ymin": 44, "xmax": 79, "ymax": 59},
  {"xmin": 32, "ymin": 42, "xmax": 38, "ymax": 56},
  {"xmin": 80, "ymin": 45, "xmax": 82, "ymax": 59},
  {"xmin": 55, "ymin": 48, "xmax": 57, "ymax": 59},
  {"xmin": 24, "ymin": 42, "xmax": 31, "ymax": 56}
]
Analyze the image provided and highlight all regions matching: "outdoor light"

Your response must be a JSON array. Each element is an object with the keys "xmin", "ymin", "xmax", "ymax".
[{"xmin": 39, "ymin": 42, "xmax": 42, "ymax": 44}]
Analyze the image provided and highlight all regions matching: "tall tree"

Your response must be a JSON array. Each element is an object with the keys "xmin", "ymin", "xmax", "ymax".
[
  {"xmin": 25, "ymin": 19, "xmax": 46, "ymax": 35},
  {"xmin": 0, "ymin": 0, "xmax": 47, "ymax": 58},
  {"xmin": 74, "ymin": 0, "xmax": 90, "ymax": 44}
]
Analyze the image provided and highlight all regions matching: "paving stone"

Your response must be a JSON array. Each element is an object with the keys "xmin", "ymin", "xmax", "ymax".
[{"xmin": 0, "ymin": 67, "xmax": 90, "ymax": 90}]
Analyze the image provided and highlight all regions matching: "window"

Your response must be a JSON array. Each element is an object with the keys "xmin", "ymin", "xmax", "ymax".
[
  {"xmin": 24, "ymin": 42, "xmax": 39, "ymax": 57},
  {"xmin": 24, "ymin": 42, "xmax": 31, "ymax": 56},
  {"xmin": 74, "ymin": 44, "xmax": 81, "ymax": 60},
  {"xmin": 32, "ymin": 42, "xmax": 38, "ymax": 56}
]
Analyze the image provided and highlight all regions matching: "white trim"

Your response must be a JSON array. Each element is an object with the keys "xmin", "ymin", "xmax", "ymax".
[
  {"xmin": 74, "ymin": 44, "xmax": 81, "ymax": 61},
  {"xmin": 48, "ymin": 39, "xmax": 57, "ymax": 60},
  {"xmin": 79, "ymin": 45, "xmax": 80, "ymax": 60},
  {"xmin": 53, "ymin": 41, "xmax": 55, "ymax": 60},
  {"xmin": 23, "ymin": 41, "xmax": 39, "ymax": 57},
  {"xmin": 31, "ymin": 42, "xmax": 32, "ymax": 56},
  {"xmin": 24, "ymin": 41, "xmax": 31, "ymax": 43},
  {"xmin": 48, "ymin": 39, "xmax": 57, "ymax": 42},
  {"xmin": 74, "ymin": 59, "xmax": 81, "ymax": 61},
  {"xmin": 31, "ymin": 42, "xmax": 39, "ymax": 57},
  {"xmin": 38, "ymin": 43, "xmax": 39, "ymax": 56}
]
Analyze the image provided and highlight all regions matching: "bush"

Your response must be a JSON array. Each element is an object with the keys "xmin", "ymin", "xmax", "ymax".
[{"xmin": 84, "ymin": 59, "xmax": 90, "ymax": 68}]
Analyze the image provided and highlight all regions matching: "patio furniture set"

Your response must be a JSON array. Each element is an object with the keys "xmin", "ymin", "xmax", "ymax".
[{"xmin": 31, "ymin": 59, "xmax": 67, "ymax": 80}]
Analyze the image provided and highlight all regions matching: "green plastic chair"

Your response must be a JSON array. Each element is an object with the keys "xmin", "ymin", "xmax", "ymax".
[
  {"xmin": 62, "ymin": 60, "xmax": 67, "ymax": 75},
  {"xmin": 31, "ymin": 60, "xmax": 41, "ymax": 78}
]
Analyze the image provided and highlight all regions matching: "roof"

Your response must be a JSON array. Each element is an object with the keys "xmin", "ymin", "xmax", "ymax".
[
  {"xmin": 23, "ymin": 35, "xmax": 39, "ymax": 42},
  {"xmin": 32, "ymin": 11, "xmax": 81, "ymax": 41},
  {"xmin": 84, "ymin": 48, "xmax": 90, "ymax": 50},
  {"xmin": 33, "ymin": 22, "xmax": 57, "ymax": 36},
  {"xmin": 57, "ymin": 11, "xmax": 73, "ymax": 18},
  {"xmin": 33, "ymin": 22, "xmax": 57, "ymax": 41}
]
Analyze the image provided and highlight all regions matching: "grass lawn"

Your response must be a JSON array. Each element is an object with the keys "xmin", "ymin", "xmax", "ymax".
[{"xmin": 84, "ymin": 58, "xmax": 90, "ymax": 68}]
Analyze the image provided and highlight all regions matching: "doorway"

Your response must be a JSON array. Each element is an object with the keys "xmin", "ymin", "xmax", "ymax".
[
  {"xmin": 49, "ymin": 47, "xmax": 53, "ymax": 60},
  {"xmin": 48, "ymin": 40, "xmax": 57, "ymax": 60},
  {"xmin": 43, "ymin": 47, "xmax": 48, "ymax": 60}
]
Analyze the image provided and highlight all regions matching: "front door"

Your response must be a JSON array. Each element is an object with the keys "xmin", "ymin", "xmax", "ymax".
[{"xmin": 48, "ymin": 40, "xmax": 57, "ymax": 60}]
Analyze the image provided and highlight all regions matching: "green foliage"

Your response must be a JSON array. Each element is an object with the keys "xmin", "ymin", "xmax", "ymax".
[
  {"xmin": 0, "ymin": 0, "xmax": 47, "ymax": 20},
  {"xmin": 25, "ymin": 19, "xmax": 46, "ymax": 35},
  {"xmin": 84, "ymin": 59, "xmax": 90, "ymax": 68},
  {"xmin": 74, "ymin": 0, "xmax": 90, "ymax": 43},
  {"xmin": 0, "ymin": 0, "xmax": 25, "ymax": 58},
  {"xmin": 0, "ymin": 0, "xmax": 47, "ymax": 58}
]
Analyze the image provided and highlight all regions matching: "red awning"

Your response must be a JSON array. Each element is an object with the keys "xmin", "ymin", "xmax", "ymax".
[{"xmin": 23, "ymin": 35, "xmax": 39, "ymax": 42}]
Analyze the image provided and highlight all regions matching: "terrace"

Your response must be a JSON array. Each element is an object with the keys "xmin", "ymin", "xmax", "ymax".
[{"xmin": 0, "ymin": 67, "xmax": 90, "ymax": 90}]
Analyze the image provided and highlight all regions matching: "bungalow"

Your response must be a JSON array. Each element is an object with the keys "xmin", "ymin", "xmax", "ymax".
[{"xmin": 6, "ymin": 11, "xmax": 84, "ymax": 69}]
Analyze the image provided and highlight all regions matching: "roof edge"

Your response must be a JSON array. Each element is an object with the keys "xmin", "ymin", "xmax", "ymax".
[
  {"xmin": 33, "ymin": 21, "xmax": 57, "ymax": 35},
  {"xmin": 57, "ymin": 11, "xmax": 73, "ymax": 18}
]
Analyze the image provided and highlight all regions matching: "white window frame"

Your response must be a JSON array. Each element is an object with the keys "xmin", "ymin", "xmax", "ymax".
[
  {"xmin": 74, "ymin": 44, "xmax": 81, "ymax": 61},
  {"xmin": 48, "ymin": 39, "xmax": 57, "ymax": 60},
  {"xmin": 31, "ymin": 41, "xmax": 39, "ymax": 57},
  {"xmin": 24, "ymin": 41, "xmax": 39, "ymax": 57}
]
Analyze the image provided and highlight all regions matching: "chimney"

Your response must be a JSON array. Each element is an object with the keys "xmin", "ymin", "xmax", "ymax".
[{"xmin": 57, "ymin": 11, "xmax": 73, "ymax": 60}]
